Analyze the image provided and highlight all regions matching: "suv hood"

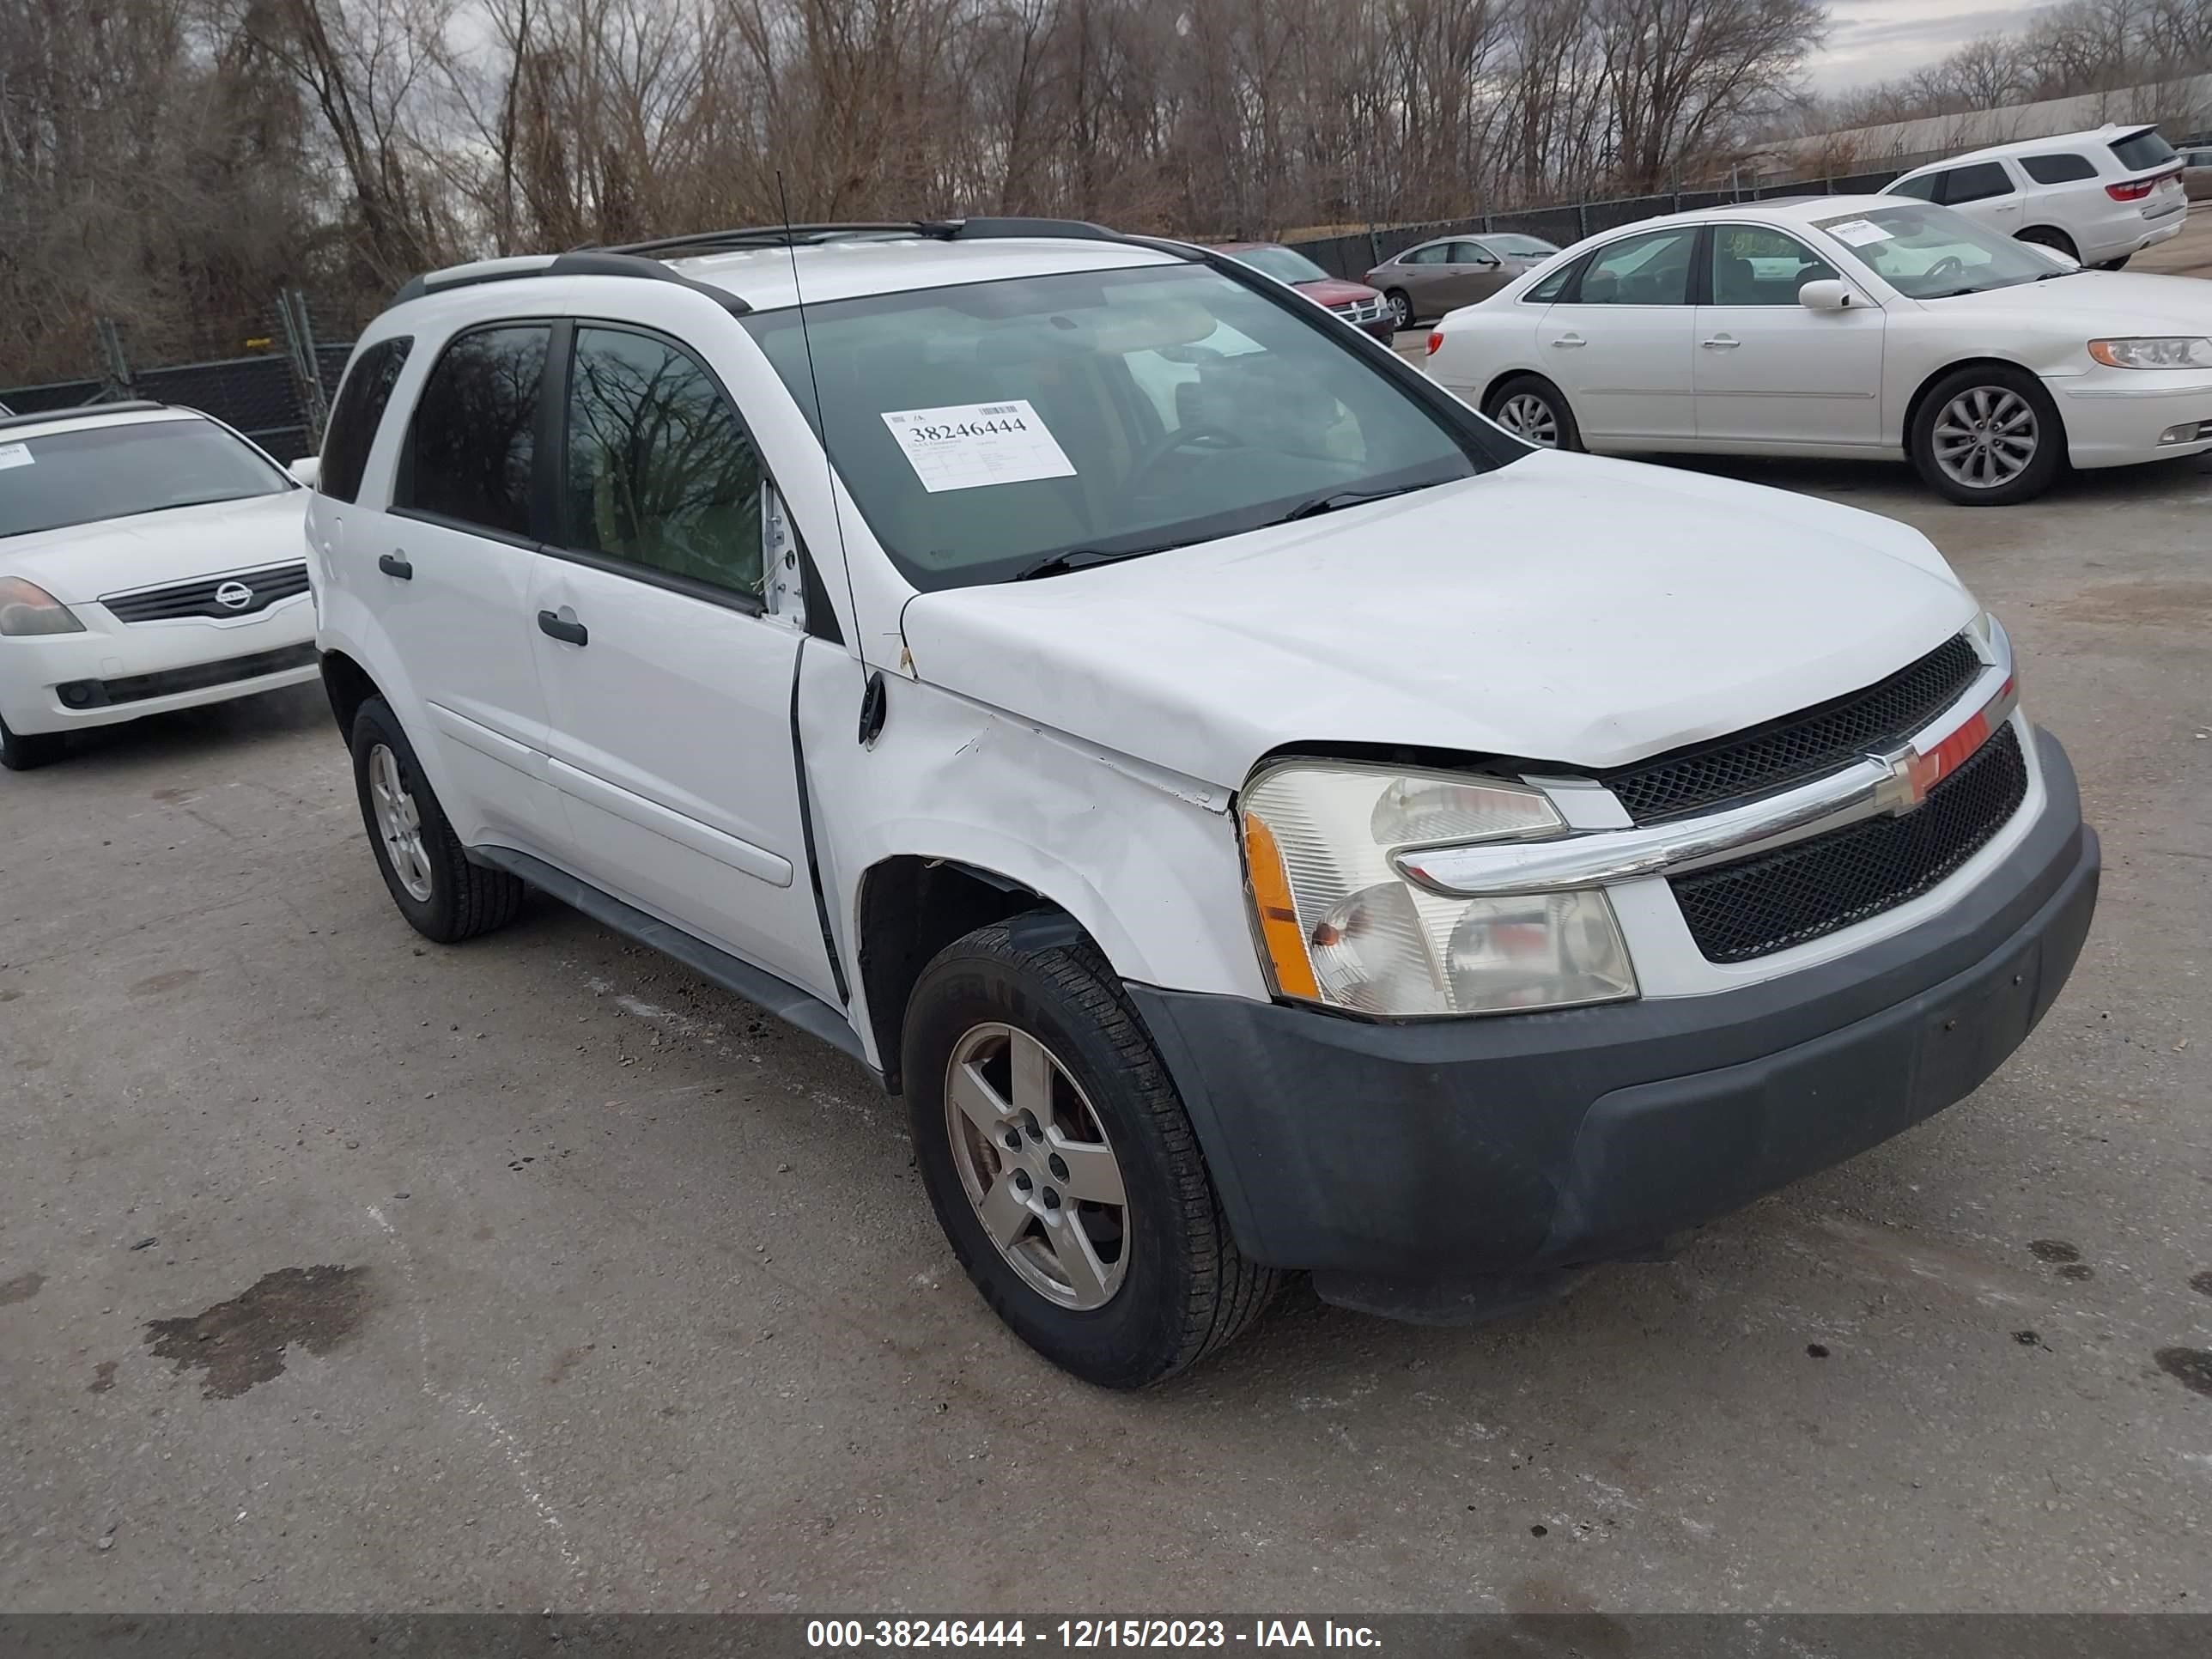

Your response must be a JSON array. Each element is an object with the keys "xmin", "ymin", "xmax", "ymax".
[
  {"xmin": 1296, "ymin": 277, "xmax": 1382, "ymax": 307},
  {"xmin": 1, "ymin": 490, "xmax": 307, "ymax": 605},
  {"xmin": 898, "ymin": 452, "xmax": 1976, "ymax": 790}
]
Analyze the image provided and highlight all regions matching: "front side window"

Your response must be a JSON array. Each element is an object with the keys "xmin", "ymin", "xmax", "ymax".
[
  {"xmin": 320, "ymin": 336, "xmax": 412, "ymax": 503},
  {"xmin": 1709, "ymin": 225, "xmax": 1842, "ymax": 306},
  {"xmin": 1942, "ymin": 161, "xmax": 2015, "ymax": 204},
  {"xmin": 0, "ymin": 417, "xmax": 291, "ymax": 540},
  {"xmin": 742, "ymin": 262, "xmax": 1491, "ymax": 591},
  {"xmin": 1449, "ymin": 241, "xmax": 1496, "ymax": 265},
  {"xmin": 2021, "ymin": 153, "xmax": 2098, "ymax": 185},
  {"xmin": 1815, "ymin": 203, "xmax": 2061, "ymax": 299},
  {"xmin": 562, "ymin": 326, "xmax": 763, "ymax": 599},
  {"xmin": 398, "ymin": 324, "xmax": 550, "ymax": 538},
  {"xmin": 1565, "ymin": 227, "xmax": 1698, "ymax": 305},
  {"xmin": 2111, "ymin": 129, "xmax": 2178, "ymax": 172}
]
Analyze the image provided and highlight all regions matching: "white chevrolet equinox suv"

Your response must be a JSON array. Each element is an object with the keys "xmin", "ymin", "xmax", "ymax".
[{"xmin": 308, "ymin": 219, "xmax": 2099, "ymax": 1388}]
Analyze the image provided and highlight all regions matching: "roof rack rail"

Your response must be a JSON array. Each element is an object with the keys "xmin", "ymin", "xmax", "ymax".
[
  {"xmin": 388, "ymin": 249, "xmax": 755, "ymax": 313},
  {"xmin": 0, "ymin": 399, "xmax": 169, "ymax": 434},
  {"xmin": 601, "ymin": 216, "xmax": 1206, "ymax": 262}
]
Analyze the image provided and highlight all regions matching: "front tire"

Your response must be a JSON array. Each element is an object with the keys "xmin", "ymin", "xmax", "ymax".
[
  {"xmin": 1384, "ymin": 289, "xmax": 1413, "ymax": 331},
  {"xmin": 1910, "ymin": 365, "xmax": 2064, "ymax": 506},
  {"xmin": 349, "ymin": 696, "xmax": 524, "ymax": 943},
  {"xmin": 903, "ymin": 918, "xmax": 1279, "ymax": 1389},
  {"xmin": 1483, "ymin": 374, "xmax": 1583, "ymax": 452},
  {"xmin": 0, "ymin": 717, "xmax": 66, "ymax": 771}
]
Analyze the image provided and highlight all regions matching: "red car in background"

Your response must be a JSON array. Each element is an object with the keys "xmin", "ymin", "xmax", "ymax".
[{"xmin": 1208, "ymin": 243, "xmax": 1401, "ymax": 341}]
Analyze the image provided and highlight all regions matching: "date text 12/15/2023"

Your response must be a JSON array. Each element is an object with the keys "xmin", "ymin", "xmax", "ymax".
[{"xmin": 806, "ymin": 1620, "xmax": 1382, "ymax": 1649}]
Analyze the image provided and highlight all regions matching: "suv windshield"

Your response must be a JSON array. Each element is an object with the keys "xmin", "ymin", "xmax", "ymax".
[
  {"xmin": 1814, "ymin": 203, "xmax": 2064, "ymax": 299},
  {"xmin": 0, "ymin": 417, "xmax": 291, "ymax": 539},
  {"xmin": 742, "ymin": 262, "xmax": 1491, "ymax": 591},
  {"xmin": 1224, "ymin": 246, "xmax": 1332, "ymax": 286}
]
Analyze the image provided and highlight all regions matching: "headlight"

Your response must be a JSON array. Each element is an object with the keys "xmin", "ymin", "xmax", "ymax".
[
  {"xmin": 1241, "ymin": 761, "xmax": 1637, "ymax": 1017},
  {"xmin": 2087, "ymin": 337, "xmax": 2212, "ymax": 369},
  {"xmin": 0, "ymin": 577, "xmax": 84, "ymax": 635}
]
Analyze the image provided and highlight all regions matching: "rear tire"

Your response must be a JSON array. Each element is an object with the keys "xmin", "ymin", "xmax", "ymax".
[
  {"xmin": 903, "ymin": 917, "xmax": 1279, "ymax": 1389},
  {"xmin": 349, "ymin": 696, "xmax": 524, "ymax": 943},
  {"xmin": 2098, "ymin": 254, "xmax": 2131, "ymax": 271},
  {"xmin": 0, "ymin": 717, "xmax": 66, "ymax": 771},
  {"xmin": 2017, "ymin": 226, "xmax": 2077, "ymax": 262},
  {"xmin": 1483, "ymin": 374, "xmax": 1583, "ymax": 452},
  {"xmin": 1910, "ymin": 364, "xmax": 2064, "ymax": 507}
]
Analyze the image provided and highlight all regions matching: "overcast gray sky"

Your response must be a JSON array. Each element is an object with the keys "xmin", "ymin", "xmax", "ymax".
[{"xmin": 1814, "ymin": 0, "xmax": 2064, "ymax": 91}]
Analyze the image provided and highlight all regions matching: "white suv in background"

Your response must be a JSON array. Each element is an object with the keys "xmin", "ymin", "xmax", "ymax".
[
  {"xmin": 1882, "ymin": 124, "xmax": 2188, "ymax": 270},
  {"xmin": 308, "ymin": 222, "xmax": 2096, "ymax": 1388}
]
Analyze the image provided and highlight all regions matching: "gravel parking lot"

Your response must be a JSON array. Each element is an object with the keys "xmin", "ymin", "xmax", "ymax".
[{"xmin": 5, "ymin": 330, "xmax": 2209, "ymax": 1613}]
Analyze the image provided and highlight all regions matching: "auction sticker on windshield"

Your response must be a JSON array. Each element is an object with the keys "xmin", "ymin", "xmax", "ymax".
[
  {"xmin": 0, "ymin": 444, "xmax": 33, "ymax": 471},
  {"xmin": 1826, "ymin": 220, "xmax": 1894, "ymax": 247},
  {"xmin": 880, "ymin": 400, "xmax": 1076, "ymax": 493}
]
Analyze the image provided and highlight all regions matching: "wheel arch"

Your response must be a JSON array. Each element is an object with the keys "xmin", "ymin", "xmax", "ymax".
[
  {"xmin": 2015, "ymin": 225, "xmax": 2078, "ymax": 258},
  {"xmin": 1901, "ymin": 356, "xmax": 2062, "ymax": 451},
  {"xmin": 1480, "ymin": 366, "xmax": 1565, "ymax": 414},
  {"xmin": 319, "ymin": 648, "xmax": 381, "ymax": 743},
  {"xmin": 856, "ymin": 855, "xmax": 1093, "ymax": 1094}
]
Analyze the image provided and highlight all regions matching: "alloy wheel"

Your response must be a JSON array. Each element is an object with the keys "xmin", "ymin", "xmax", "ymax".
[
  {"xmin": 1497, "ymin": 392, "xmax": 1562, "ymax": 447},
  {"xmin": 1932, "ymin": 387, "xmax": 2038, "ymax": 490},
  {"xmin": 943, "ymin": 1022, "xmax": 1130, "ymax": 1310},
  {"xmin": 367, "ymin": 742, "xmax": 434, "ymax": 902}
]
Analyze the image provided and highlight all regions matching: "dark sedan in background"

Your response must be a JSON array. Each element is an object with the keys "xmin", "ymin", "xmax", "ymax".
[
  {"xmin": 1364, "ymin": 232, "xmax": 1560, "ymax": 328},
  {"xmin": 1208, "ymin": 243, "xmax": 1400, "ymax": 340}
]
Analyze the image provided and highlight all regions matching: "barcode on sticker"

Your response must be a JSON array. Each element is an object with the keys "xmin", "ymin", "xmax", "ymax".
[{"xmin": 978, "ymin": 404, "xmax": 1018, "ymax": 415}]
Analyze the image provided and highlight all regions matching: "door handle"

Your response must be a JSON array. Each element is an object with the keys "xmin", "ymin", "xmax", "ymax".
[
  {"xmin": 1701, "ymin": 337, "xmax": 1741, "ymax": 350},
  {"xmin": 537, "ymin": 609, "xmax": 588, "ymax": 647},
  {"xmin": 1551, "ymin": 333, "xmax": 1587, "ymax": 349},
  {"xmin": 377, "ymin": 553, "xmax": 413, "ymax": 580}
]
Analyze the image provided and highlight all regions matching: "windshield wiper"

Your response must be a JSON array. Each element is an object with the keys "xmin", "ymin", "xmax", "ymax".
[
  {"xmin": 1010, "ymin": 546, "xmax": 1160, "ymax": 582},
  {"xmin": 1276, "ymin": 481, "xmax": 1438, "ymax": 524}
]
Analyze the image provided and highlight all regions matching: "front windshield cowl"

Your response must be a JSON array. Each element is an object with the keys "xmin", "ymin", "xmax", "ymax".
[{"xmin": 742, "ymin": 259, "xmax": 1509, "ymax": 593}]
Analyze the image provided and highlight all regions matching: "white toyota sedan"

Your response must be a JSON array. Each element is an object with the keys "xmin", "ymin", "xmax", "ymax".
[
  {"xmin": 1424, "ymin": 195, "xmax": 2212, "ymax": 505},
  {"xmin": 0, "ymin": 402, "xmax": 318, "ymax": 769}
]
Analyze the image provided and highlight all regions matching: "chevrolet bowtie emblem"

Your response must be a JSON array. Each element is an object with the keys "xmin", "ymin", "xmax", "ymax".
[{"xmin": 1868, "ymin": 744, "xmax": 1940, "ymax": 817}]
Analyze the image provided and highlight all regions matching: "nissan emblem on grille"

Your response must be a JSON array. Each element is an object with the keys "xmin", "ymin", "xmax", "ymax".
[{"xmin": 215, "ymin": 581, "xmax": 254, "ymax": 610}]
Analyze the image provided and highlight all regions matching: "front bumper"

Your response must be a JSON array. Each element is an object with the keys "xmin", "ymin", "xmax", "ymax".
[
  {"xmin": 1127, "ymin": 728, "xmax": 2097, "ymax": 1316},
  {"xmin": 0, "ymin": 598, "xmax": 317, "ymax": 734},
  {"xmin": 2057, "ymin": 369, "xmax": 2212, "ymax": 469}
]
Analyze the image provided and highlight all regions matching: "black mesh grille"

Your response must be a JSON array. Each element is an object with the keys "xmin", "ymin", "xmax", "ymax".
[
  {"xmin": 102, "ymin": 563, "xmax": 311, "ymax": 623},
  {"xmin": 97, "ymin": 643, "xmax": 317, "ymax": 705},
  {"xmin": 1670, "ymin": 723, "xmax": 2028, "ymax": 964},
  {"xmin": 1603, "ymin": 635, "xmax": 1984, "ymax": 824}
]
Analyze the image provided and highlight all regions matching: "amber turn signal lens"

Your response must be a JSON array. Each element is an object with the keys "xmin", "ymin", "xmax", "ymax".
[{"xmin": 1242, "ymin": 812, "xmax": 1321, "ymax": 1000}]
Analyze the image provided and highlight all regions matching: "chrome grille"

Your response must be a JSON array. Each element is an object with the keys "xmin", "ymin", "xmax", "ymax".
[{"xmin": 101, "ymin": 563, "xmax": 310, "ymax": 624}]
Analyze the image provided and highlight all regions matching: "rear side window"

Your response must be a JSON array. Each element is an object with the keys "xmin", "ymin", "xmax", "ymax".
[
  {"xmin": 319, "ymin": 337, "xmax": 411, "ymax": 503},
  {"xmin": 398, "ymin": 324, "xmax": 550, "ymax": 538},
  {"xmin": 1887, "ymin": 173, "xmax": 1941, "ymax": 201},
  {"xmin": 2111, "ymin": 129, "xmax": 2178, "ymax": 172},
  {"xmin": 2021, "ymin": 153, "xmax": 2098, "ymax": 185},
  {"xmin": 1404, "ymin": 245, "xmax": 1449, "ymax": 264},
  {"xmin": 1524, "ymin": 258, "xmax": 1581, "ymax": 302},
  {"xmin": 562, "ymin": 326, "xmax": 765, "ymax": 599},
  {"xmin": 1942, "ymin": 162, "xmax": 2014, "ymax": 204}
]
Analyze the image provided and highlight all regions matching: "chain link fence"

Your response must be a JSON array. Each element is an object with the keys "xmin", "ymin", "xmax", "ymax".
[
  {"xmin": 1285, "ymin": 167, "xmax": 1912, "ymax": 282},
  {"xmin": 0, "ymin": 292, "xmax": 366, "ymax": 464}
]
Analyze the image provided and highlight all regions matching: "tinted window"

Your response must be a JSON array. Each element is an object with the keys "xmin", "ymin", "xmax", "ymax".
[
  {"xmin": 1524, "ymin": 258, "xmax": 1581, "ymax": 302},
  {"xmin": 319, "ymin": 337, "xmax": 411, "ymax": 503},
  {"xmin": 563, "ymin": 326, "xmax": 764, "ymax": 599},
  {"xmin": 1565, "ymin": 228, "xmax": 1697, "ymax": 305},
  {"xmin": 2111, "ymin": 129, "xmax": 2178, "ymax": 171},
  {"xmin": 399, "ymin": 325, "xmax": 549, "ymax": 538},
  {"xmin": 742, "ymin": 262, "xmax": 1482, "ymax": 592},
  {"xmin": 1887, "ymin": 173, "xmax": 1942, "ymax": 201},
  {"xmin": 1710, "ymin": 225, "xmax": 1842, "ymax": 306},
  {"xmin": 1942, "ymin": 162, "xmax": 2014, "ymax": 204},
  {"xmin": 2021, "ymin": 152, "xmax": 2098, "ymax": 185},
  {"xmin": 0, "ymin": 418, "xmax": 290, "ymax": 539}
]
